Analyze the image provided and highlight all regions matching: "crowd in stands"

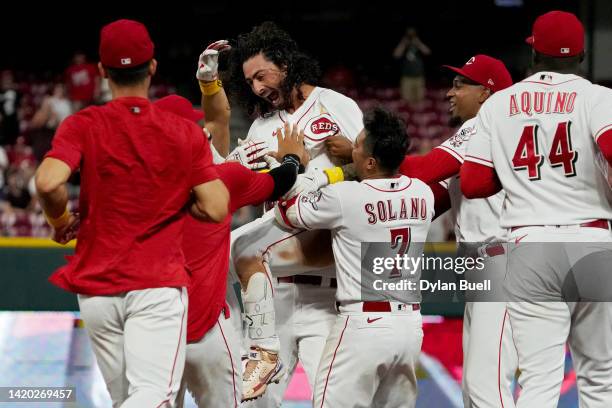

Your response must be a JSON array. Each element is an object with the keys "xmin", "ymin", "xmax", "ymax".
[
  {"xmin": 0, "ymin": 54, "xmax": 176, "ymax": 238},
  {"xmin": 0, "ymin": 55, "xmax": 457, "ymax": 239}
]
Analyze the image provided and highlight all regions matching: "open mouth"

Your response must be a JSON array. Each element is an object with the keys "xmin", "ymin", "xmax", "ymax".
[
  {"xmin": 265, "ymin": 90, "xmax": 281, "ymax": 106},
  {"xmin": 448, "ymin": 102, "xmax": 456, "ymax": 114}
]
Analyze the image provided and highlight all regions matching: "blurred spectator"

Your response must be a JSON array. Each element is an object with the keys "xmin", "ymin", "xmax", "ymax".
[
  {"xmin": 64, "ymin": 52, "xmax": 99, "ymax": 110},
  {"xmin": 6, "ymin": 136, "xmax": 36, "ymax": 169},
  {"xmin": 30, "ymin": 83, "xmax": 73, "ymax": 161},
  {"xmin": 2, "ymin": 166, "xmax": 32, "ymax": 211},
  {"xmin": 0, "ymin": 145, "xmax": 7, "ymax": 200},
  {"xmin": 393, "ymin": 27, "xmax": 431, "ymax": 105},
  {"xmin": 0, "ymin": 70, "xmax": 21, "ymax": 146}
]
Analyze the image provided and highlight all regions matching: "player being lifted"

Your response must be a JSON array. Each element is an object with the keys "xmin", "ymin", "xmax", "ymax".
[
  {"xmin": 462, "ymin": 11, "xmax": 612, "ymax": 408},
  {"xmin": 275, "ymin": 107, "xmax": 433, "ymax": 407},
  {"xmin": 224, "ymin": 22, "xmax": 364, "ymax": 402}
]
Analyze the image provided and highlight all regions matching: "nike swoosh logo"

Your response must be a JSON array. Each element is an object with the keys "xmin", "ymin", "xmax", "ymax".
[
  {"xmin": 515, "ymin": 234, "xmax": 528, "ymax": 244},
  {"xmin": 367, "ymin": 317, "xmax": 382, "ymax": 324}
]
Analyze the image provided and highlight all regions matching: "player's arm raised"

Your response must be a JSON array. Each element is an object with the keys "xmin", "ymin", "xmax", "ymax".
[{"xmin": 197, "ymin": 40, "xmax": 232, "ymax": 157}]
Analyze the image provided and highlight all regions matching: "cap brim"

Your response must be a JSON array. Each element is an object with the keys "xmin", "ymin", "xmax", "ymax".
[
  {"xmin": 525, "ymin": 36, "xmax": 534, "ymax": 45},
  {"xmin": 442, "ymin": 65, "xmax": 482, "ymax": 87}
]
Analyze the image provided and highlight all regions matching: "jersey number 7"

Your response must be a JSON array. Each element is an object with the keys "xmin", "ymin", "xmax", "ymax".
[
  {"xmin": 389, "ymin": 227, "xmax": 411, "ymax": 278},
  {"xmin": 512, "ymin": 121, "xmax": 578, "ymax": 180}
]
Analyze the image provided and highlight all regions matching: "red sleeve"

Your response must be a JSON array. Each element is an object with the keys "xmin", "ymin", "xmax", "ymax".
[
  {"xmin": 460, "ymin": 161, "xmax": 502, "ymax": 199},
  {"xmin": 190, "ymin": 124, "xmax": 219, "ymax": 187},
  {"xmin": 216, "ymin": 162, "xmax": 274, "ymax": 213},
  {"xmin": 399, "ymin": 148, "xmax": 461, "ymax": 184},
  {"xmin": 598, "ymin": 129, "xmax": 612, "ymax": 165},
  {"xmin": 428, "ymin": 182, "xmax": 451, "ymax": 220},
  {"xmin": 44, "ymin": 114, "xmax": 84, "ymax": 171}
]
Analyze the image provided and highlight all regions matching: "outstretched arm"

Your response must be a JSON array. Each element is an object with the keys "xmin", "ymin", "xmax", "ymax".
[{"xmin": 197, "ymin": 40, "xmax": 232, "ymax": 157}]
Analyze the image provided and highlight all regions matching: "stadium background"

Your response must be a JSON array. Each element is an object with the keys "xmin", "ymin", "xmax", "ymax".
[{"xmin": 0, "ymin": 0, "xmax": 609, "ymax": 406}]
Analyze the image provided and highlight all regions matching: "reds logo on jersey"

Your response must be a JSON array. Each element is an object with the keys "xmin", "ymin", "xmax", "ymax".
[
  {"xmin": 449, "ymin": 125, "xmax": 475, "ymax": 148},
  {"xmin": 304, "ymin": 113, "xmax": 340, "ymax": 141},
  {"xmin": 301, "ymin": 190, "xmax": 323, "ymax": 210}
]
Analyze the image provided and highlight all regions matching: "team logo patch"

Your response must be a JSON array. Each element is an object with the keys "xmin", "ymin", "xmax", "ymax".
[
  {"xmin": 300, "ymin": 190, "xmax": 323, "ymax": 210},
  {"xmin": 304, "ymin": 113, "xmax": 340, "ymax": 141},
  {"xmin": 448, "ymin": 126, "xmax": 474, "ymax": 148}
]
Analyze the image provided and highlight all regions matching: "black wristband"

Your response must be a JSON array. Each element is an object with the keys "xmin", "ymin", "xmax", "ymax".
[
  {"xmin": 269, "ymin": 155, "xmax": 301, "ymax": 200},
  {"xmin": 282, "ymin": 154, "xmax": 301, "ymax": 169}
]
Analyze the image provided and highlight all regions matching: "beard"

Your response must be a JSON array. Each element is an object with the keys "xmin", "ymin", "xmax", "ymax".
[{"xmin": 448, "ymin": 114, "xmax": 463, "ymax": 128}]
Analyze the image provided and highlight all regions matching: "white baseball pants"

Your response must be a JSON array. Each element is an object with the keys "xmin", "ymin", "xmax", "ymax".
[{"xmin": 78, "ymin": 287, "xmax": 187, "ymax": 408}]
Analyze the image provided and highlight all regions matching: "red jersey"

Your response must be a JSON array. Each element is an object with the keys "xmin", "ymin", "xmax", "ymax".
[
  {"xmin": 47, "ymin": 97, "xmax": 218, "ymax": 295},
  {"xmin": 65, "ymin": 63, "xmax": 98, "ymax": 102},
  {"xmin": 183, "ymin": 162, "xmax": 274, "ymax": 343}
]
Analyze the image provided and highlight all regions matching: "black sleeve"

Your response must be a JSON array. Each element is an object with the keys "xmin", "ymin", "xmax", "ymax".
[{"xmin": 268, "ymin": 154, "xmax": 300, "ymax": 200}]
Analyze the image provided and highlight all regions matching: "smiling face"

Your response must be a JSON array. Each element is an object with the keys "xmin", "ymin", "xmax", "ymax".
[
  {"xmin": 446, "ymin": 75, "xmax": 489, "ymax": 126},
  {"xmin": 243, "ymin": 53, "xmax": 287, "ymax": 109}
]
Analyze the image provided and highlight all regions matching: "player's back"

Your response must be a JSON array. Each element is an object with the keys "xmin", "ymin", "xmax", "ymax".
[
  {"xmin": 54, "ymin": 98, "xmax": 210, "ymax": 292},
  {"xmin": 328, "ymin": 176, "xmax": 434, "ymax": 303},
  {"xmin": 477, "ymin": 72, "xmax": 612, "ymax": 227}
]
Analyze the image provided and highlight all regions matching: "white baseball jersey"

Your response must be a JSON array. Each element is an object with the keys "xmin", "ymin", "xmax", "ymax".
[
  {"xmin": 286, "ymin": 176, "xmax": 434, "ymax": 304},
  {"xmin": 246, "ymin": 86, "xmax": 363, "ymax": 170},
  {"xmin": 436, "ymin": 117, "xmax": 507, "ymax": 242},
  {"xmin": 466, "ymin": 72, "xmax": 612, "ymax": 227}
]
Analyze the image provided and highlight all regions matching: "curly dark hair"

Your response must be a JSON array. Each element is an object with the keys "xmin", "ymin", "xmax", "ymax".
[
  {"xmin": 224, "ymin": 21, "xmax": 321, "ymax": 117},
  {"xmin": 363, "ymin": 107, "xmax": 409, "ymax": 173}
]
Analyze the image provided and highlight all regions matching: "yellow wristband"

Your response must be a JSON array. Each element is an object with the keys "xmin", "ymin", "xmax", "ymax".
[
  {"xmin": 323, "ymin": 167, "xmax": 344, "ymax": 184},
  {"xmin": 199, "ymin": 79, "xmax": 223, "ymax": 96},
  {"xmin": 44, "ymin": 208, "xmax": 71, "ymax": 229}
]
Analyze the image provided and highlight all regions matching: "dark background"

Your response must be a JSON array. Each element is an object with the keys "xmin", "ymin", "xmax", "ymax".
[{"xmin": 3, "ymin": 0, "xmax": 588, "ymax": 94}]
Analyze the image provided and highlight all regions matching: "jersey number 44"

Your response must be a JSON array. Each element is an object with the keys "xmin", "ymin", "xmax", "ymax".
[{"xmin": 512, "ymin": 121, "xmax": 578, "ymax": 180}]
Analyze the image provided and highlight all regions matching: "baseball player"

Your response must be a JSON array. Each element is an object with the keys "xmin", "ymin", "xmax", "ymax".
[
  {"xmin": 224, "ymin": 22, "xmax": 364, "ymax": 402},
  {"xmin": 154, "ymin": 38, "xmax": 307, "ymax": 406},
  {"xmin": 399, "ymin": 55, "xmax": 519, "ymax": 407},
  {"xmin": 314, "ymin": 55, "xmax": 518, "ymax": 406},
  {"xmin": 462, "ymin": 11, "xmax": 612, "ymax": 408},
  {"xmin": 275, "ymin": 107, "xmax": 433, "ymax": 407},
  {"xmin": 34, "ymin": 19, "xmax": 229, "ymax": 408}
]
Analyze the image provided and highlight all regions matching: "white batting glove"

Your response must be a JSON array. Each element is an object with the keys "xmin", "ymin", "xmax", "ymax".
[
  {"xmin": 196, "ymin": 40, "xmax": 231, "ymax": 82},
  {"xmin": 282, "ymin": 169, "xmax": 329, "ymax": 200},
  {"xmin": 226, "ymin": 139, "xmax": 270, "ymax": 170},
  {"xmin": 263, "ymin": 154, "xmax": 281, "ymax": 170}
]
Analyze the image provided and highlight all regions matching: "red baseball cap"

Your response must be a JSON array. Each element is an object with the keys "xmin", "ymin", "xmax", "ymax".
[
  {"xmin": 526, "ymin": 11, "xmax": 584, "ymax": 57},
  {"xmin": 443, "ymin": 55, "xmax": 513, "ymax": 93},
  {"xmin": 154, "ymin": 95, "xmax": 205, "ymax": 123},
  {"xmin": 99, "ymin": 19, "xmax": 154, "ymax": 68}
]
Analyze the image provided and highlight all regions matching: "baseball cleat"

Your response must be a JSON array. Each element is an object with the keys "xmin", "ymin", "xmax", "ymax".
[{"xmin": 241, "ymin": 346, "xmax": 285, "ymax": 402}]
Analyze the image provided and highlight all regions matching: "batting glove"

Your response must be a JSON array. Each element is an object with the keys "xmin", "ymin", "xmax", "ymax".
[
  {"xmin": 226, "ymin": 138, "xmax": 270, "ymax": 170},
  {"xmin": 263, "ymin": 154, "xmax": 281, "ymax": 170},
  {"xmin": 282, "ymin": 169, "xmax": 329, "ymax": 200},
  {"xmin": 196, "ymin": 40, "xmax": 231, "ymax": 82}
]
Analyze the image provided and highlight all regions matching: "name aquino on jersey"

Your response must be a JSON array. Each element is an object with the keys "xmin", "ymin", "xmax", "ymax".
[{"xmin": 509, "ymin": 90, "xmax": 577, "ymax": 117}]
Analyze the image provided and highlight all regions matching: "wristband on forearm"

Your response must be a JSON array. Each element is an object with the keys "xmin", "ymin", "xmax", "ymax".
[
  {"xmin": 281, "ymin": 154, "xmax": 301, "ymax": 170},
  {"xmin": 44, "ymin": 208, "xmax": 70, "ymax": 229},
  {"xmin": 268, "ymin": 154, "xmax": 301, "ymax": 200},
  {"xmin": 199, "ymin": 79, "xmax": 223, "ymax": 96},
  {"xmin": 323, "ymin": 166, "xmax": 344, "ymax": 184}
]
